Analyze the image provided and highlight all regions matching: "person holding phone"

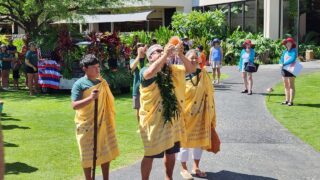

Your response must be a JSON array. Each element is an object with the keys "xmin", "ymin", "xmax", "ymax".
[{"xmin": 130, "ymin": 43, "xmax": 147, "ymax": 121}]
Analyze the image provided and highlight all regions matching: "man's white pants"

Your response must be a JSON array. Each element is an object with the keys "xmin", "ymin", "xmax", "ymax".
[{"xmin": 177, "ymin": 148, "xmax": 203, "ymax": 162}]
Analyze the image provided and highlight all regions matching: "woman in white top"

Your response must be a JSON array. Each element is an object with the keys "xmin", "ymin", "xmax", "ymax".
[{"xmin": 238, "ymin": 40, "xmax": 255, "ymax": 95}]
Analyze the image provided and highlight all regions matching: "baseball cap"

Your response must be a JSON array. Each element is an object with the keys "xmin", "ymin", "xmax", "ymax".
[{"xmin": 146, "ymin": 44, "xmax": 163, "ymax": 59}]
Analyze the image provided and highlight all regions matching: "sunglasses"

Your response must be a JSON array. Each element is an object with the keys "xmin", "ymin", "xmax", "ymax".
[{"xmin": 151, "ymin": 49, "xmax": 163, "ymax": 56}]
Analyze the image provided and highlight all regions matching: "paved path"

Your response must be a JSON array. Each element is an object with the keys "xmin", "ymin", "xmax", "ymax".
[{"xmin": 107, "ymin": 60, "xmax": 320, "ymax": 180}]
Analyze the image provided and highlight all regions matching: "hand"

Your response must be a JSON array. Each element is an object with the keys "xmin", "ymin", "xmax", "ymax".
[
  {"xmin": 163, "ymin": 44, "xmax": 175, "ymax": 56},
  {"xmin": 90, "ymin": 89, "xmax": 99, "ymax": 100},
  {"xmin": 33, "ymin": 66, "xmax": 37, "ymax": 71},
  {"xmin": 176, "ymin": 42, "xmax": 184, "ymax": 56},
  {"xmin": 137, "ymin": 47, "xmax": 145, "ymax": 57}
]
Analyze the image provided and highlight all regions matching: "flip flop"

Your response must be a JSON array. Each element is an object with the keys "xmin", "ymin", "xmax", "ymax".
[
  {"xmin": 192, "ymin": 169, "xmax": 207, "ymax": 178},
  {"xmin": 180, "ymin": 171, "xmax": 193, "ymax": 180}
]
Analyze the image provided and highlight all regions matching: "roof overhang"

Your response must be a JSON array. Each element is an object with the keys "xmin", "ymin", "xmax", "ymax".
[
  {"xmin": 53, "ymin": 10, "xmax": 153, "ymax": 24},
  {"xmin": 194, "ymin": 0, "xmax": 245, "ymax": 7}
]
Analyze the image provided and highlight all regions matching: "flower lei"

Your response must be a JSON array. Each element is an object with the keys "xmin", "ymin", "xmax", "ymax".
[{"xmin": 156, "ymin": 64, "xmax": 179, "ymax": 125}]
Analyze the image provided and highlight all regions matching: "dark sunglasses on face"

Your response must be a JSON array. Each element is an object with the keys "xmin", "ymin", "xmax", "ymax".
[{"xmin": 151, "ymin": 49, "xmax": 163, "ymax": 55}]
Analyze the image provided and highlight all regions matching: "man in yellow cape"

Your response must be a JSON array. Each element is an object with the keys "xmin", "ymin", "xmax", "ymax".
[
  {"xmin": 71, "ymin": 54, "xmax": 119, "ymax": 180},
  {"xmin": 139, "ymin": 42, "xmax": 196, "ymax": 180},
  {"xmin": 177, "ymin": 49, "xmax": 216, "ymax": 179}
]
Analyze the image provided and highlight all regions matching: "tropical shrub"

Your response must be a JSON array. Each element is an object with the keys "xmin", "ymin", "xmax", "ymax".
[
  {"xmin": 171, "ymin": 10, "xmax": 226, "ymax": 40},
  {"xmin": 223, "ymin": 28, "xmax": 282, "ymax": 65},
  {"xmin": 154, "ymin": 26, "xmax": 175, "ymax": 46},
  {"xmin": 102, "ymin": 66, "xmax": 132, "ymax": 95}
]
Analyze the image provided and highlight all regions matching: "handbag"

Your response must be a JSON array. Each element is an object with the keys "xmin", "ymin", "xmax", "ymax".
[
  {"xmin": 244, "ymin": 62, "xmax": 259, "ymax": 73},
  {"xmin": 283, "ymin": 61, "xmax": 303, "ymax": 76},
  {"xmin": 207, "ymin": 127, "xmax": 221, "ymax": 154}
]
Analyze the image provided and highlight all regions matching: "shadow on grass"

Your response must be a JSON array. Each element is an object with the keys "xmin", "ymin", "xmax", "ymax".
[
  {"xmin": 0, "ymin": 90, "xmax": 71, "ymax": 102},
  {"xmin": 295, "ymin": 103, "xmax": 320, "ymax": 108},
  {"xmin": 0, "ymin": 116, "xmax": 21, "ymax": 121},
  {"xmin": 204, "ymin": 170, "xmax": 276, "ymax": 180},
  {"xmin": 2, "ymin": 125, "xmax": 30, "ymax": 130},
  {"xmin": 4, "ymin": 141, "xmax": 19, "ymax": 147},
  {"xmin": 5, "ymin": 162, "xmax": 38, "ymax": 175}
]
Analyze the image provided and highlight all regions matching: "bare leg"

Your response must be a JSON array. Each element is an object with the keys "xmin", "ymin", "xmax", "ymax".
[
  {"xmin": 27, "ymin": 73, "xmax": 34, "ymax": 95},
  {"xmin": 282, "ymin": 77, "xmax": 290, "ymax": 102},
  {"xmin": 136, "ymin": 109, "xmax": 140, "ymax": 122},
  {"xmin": 164, "ymin": 153, "xmax": 175, "ymax": 180},
  {"xmin": 288, "ymin": 77, "xmax": 295, "ymax": 103},
  {"xmin": 242, "ymin": 72, "xmax": 248, "ymax": 90},
  {"xmin": 33, "ymin": 73, "xmax": 39, "ymax": 93},
  {"xmin": 181, "ymin": 161, "xmax": 188, "ymax": 172},
  {"xmin": 217, "ymin": 67, "xmax": 221, "ymax": 83},
  {"xmin": 247, "ymin": 73, "xmax": 253, "ymax": 92},
  {"xmin": 141, "ymin": 157, "xmax": 153, "ymax": 180},
  {"xmin": 101, "ymin": 162, "xmax": 110, "ymax": 180},
  {"xmin": 1, "ymin": 70, "xmax": 9, "ymax": 88},
  {"xmin": 212, "ymin": 68, "xmax": 216, "ymax": 82},
  {"xmin": 83, "ymin": 167, "xmax": 92, "ymax": 180},
  {"xmin": 24, "ymin": 72, "xmax": 28, "ymax": 88}
]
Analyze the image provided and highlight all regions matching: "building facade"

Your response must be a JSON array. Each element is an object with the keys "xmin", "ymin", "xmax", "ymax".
[{"xmin": 0, "ymin": 0, "xmax": 319, "ymax": 41}]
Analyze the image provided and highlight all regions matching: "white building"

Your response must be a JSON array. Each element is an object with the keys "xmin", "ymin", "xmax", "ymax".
[{"xmin": 1, "ymin": 0, "xmax": 319, "ymax": 41}]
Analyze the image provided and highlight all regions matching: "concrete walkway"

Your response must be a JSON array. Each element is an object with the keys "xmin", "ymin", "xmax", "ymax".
[{"xmin": 107, "ymin": 60, "xmax": 320, "ymax": 180}]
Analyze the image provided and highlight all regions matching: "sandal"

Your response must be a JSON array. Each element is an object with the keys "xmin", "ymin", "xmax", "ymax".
[
  {"xmin": 192, "ymin": 169, "xmax": 207, "ymax": 178},
  {"xmin": 180, "ymin": 170, "xmax": 193, "ymax": 180},
  {"xmin": 241, "ymin": 89, "xmax": 248, "ymax": 93},
  {"xmin": 247, "ymin": 91, "xmax": 253, "ymax": 95}
]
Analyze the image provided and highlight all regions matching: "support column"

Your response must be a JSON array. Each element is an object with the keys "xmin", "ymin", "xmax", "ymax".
[
  {"xmin": 89, "ymin": 23, "xmax": 99, "ymax": 32},
  {"xmin": 12, "ymin": 23, "xmax": 15, "ymax": 34},
  {"xmin": 79, "ymin": 24, "xmax": 83, "ymax": 33},
  {"xmin": 242, "ymin": 2, "xmax": 245, "ymax": 31},
  {"xmin": 228, "ymin": 3, "xmax": 231, "ymax": 28},
  {"xmin": 111, "ymin": 22, "xmax": 114, "ymax": 33},
  {"xmin": 264, "ymin": 0, "xmax": 281, "ymax": 40}
]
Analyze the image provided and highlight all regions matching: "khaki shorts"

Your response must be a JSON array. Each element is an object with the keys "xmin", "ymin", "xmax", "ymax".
[
  {"xmin": 212, "ymin": 61, "xmax": 222, "ymax": 68},
  {"xmin": 132, "ymin": 94, "xmax": 140, "ymax": 109}
]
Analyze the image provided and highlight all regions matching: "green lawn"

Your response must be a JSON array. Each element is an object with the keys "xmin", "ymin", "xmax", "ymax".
[
  {"xmin": 207, "ymin": 72, "xmax": 228, "ymax": 81},
  {"xmin": 266, "ymin": 71, "xmax": 320, "ymax": 151},
  {"xmin": 0, "ymin": 91, "xmax": 143, "ymax": 180}
]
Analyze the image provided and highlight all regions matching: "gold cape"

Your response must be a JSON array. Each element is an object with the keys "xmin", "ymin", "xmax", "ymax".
[
  {"xmin": 184, "ymin": 68, "xmax": 216, "ymax": 149},
  {"xmin": 74, "ymin": 78, "xmax": 119, "ymax": 168},
  {"xmin": 139, "ymin": 65, "xmax": 187, "ymax": 156}
]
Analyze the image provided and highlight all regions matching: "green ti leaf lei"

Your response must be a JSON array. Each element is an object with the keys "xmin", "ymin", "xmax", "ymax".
[{"xmin": 156, "ymin": 65, "xmax": 180, "ymax": 125}]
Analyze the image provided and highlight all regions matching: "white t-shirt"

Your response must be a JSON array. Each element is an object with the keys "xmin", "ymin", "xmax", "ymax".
[{"xmin": 242, "ymin": 52, "xmax": 250, "ymax": 63}]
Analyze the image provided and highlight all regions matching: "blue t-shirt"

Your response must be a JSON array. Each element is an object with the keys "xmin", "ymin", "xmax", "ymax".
[
  {"xmin": 71, "ymin": 76, "xmax": 101, "ymax": 101},
  {"xmin": 130, "ymin": 58, "xmax": 146, "ymax": 96},
  {"xmin": 25, "ymin": 50, "xmax": 38, "ymax": 66},
  {"xmin": 211, "ymin": 47, "xmax": 221, "ymax": 62},
  {"xmin": 0, "ymin": 52, "xmax": 12, "ymax": 70},
  {"xmin": 139, "ymin": 67, "xmax": 156, "ymax": 88}
]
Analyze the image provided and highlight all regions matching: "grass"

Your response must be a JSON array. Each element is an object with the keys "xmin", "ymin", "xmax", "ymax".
[
  {"xmin": 0, "ymin": 90, "xmax": 143, "ymax": 180},
  {"xmin": 207, "ymin": 72, "xmax": 229, "ymax": 81},
  {"xmin": 266, "ymin": 71, "xmax": 320, "ymax": 151},
  {"xmin": 0, "ymin": 70, "xmax": 230, "ymax": 179}
]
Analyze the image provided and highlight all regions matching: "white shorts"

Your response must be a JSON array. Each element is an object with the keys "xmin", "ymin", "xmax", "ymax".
[{"xmin": 212, "ymin": 61, "xmax": 222, "ymax": 68}]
